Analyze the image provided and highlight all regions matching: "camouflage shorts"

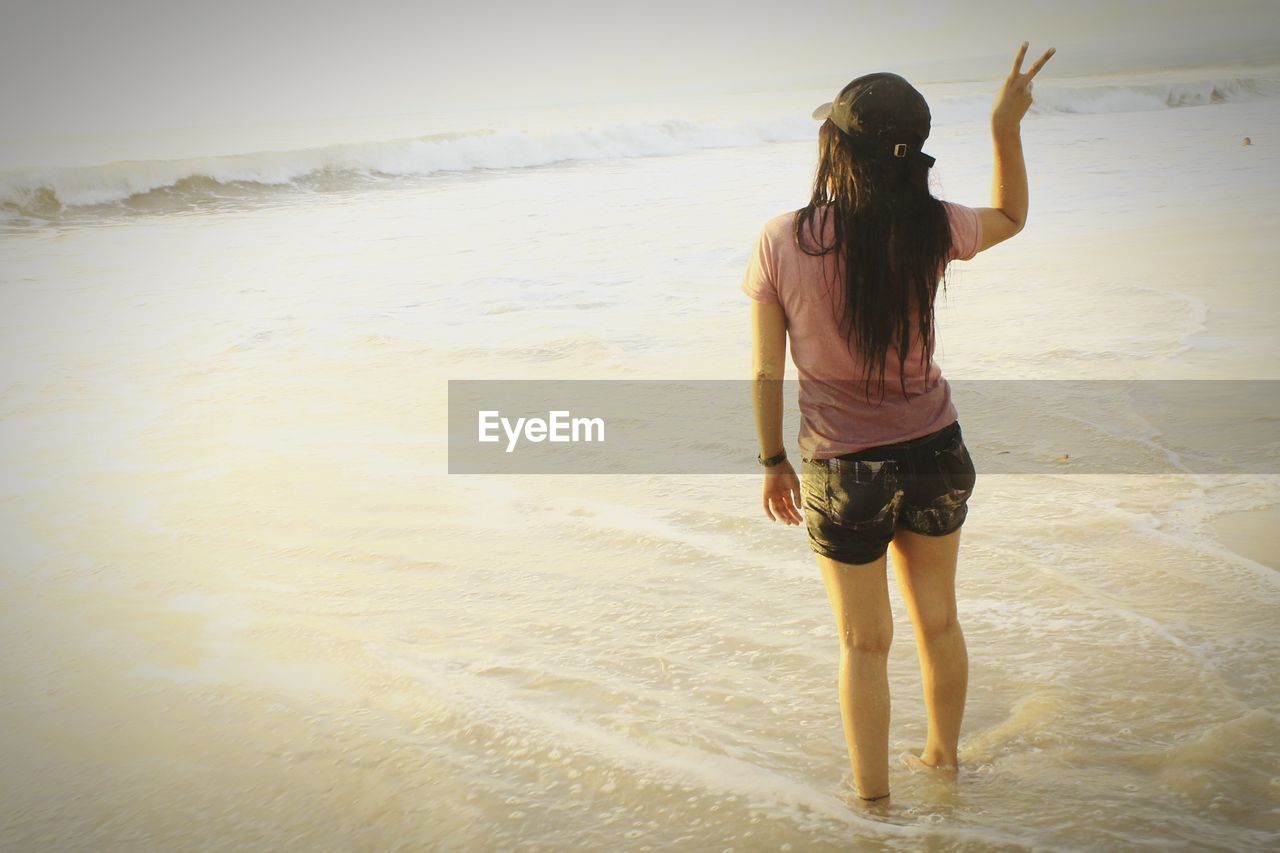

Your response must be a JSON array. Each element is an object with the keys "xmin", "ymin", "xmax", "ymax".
[{"xmin": 800, "ymin": 420, "xmax": 976, "ymax": 565}]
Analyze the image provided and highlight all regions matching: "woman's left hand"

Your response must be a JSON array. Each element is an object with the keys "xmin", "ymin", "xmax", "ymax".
[{"xmin": 762, "ymin": 460, "xmax": 803, "ymax": 525}]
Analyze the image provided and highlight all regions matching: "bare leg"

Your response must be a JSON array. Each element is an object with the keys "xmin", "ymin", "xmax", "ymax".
[
  {"xmin": 890, "ymin": 527, "xmax": 967, "ymax": 773},
  {"xmin": 816, "ymin": 551, "xmax": 894, "ymax": 801}
]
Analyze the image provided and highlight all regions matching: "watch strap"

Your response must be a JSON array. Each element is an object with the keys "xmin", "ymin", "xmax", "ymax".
[{"xmin": 758, "ymin": 449, "xmax": 788, "ymax": 467}]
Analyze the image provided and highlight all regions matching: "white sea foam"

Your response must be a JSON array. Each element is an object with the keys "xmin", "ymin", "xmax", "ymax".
[
  {"xmin": 1032, "ymin": 75, "xmax": 1279, "ymax": 114},
  {"xmin": 0, "ymin": 117, "xmax": 812, "ymax": 216},
  {"xmin": 2, "ymin": 73, "xmax": 1276, "ymax": 218}
]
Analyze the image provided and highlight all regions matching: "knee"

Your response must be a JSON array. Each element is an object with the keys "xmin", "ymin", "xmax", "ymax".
[
  {"xmin": 839, "ymin": 626, "xmax": 893, "ymax": 655},
  {"xmin": 915, "ymin": 610, "xmax": 959, "ymax": 639}
]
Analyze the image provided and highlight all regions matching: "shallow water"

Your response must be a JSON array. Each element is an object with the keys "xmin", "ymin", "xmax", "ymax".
[{"xmin": 2, "ymin": 70, "xmax": 1279, "ymax": 850}]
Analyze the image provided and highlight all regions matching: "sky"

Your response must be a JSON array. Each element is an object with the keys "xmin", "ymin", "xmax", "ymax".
[{"xmin": 1, "ymin": 0, "xmax": 1279, "ymax": 137}]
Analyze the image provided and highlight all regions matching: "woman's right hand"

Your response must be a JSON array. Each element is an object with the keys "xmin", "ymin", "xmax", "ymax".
[
  {"xmin": 992, "ymin": 41, "xmax": 1055, "ymax": 131},
  {"xmin": 762, "ymin": 459, "xmax": 803, "ymax": 526}
]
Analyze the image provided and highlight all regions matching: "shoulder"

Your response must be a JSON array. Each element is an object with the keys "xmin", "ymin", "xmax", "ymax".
[
  {"xmin": 744, "ymin": 212, "xmax": 796, "ymax": 270},
  {"xmin": 756, "ymin": 209, "xmax": 808, "ymax": 256}
]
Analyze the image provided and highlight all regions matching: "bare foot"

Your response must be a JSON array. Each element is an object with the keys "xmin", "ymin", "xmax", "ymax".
[{"xmin": 900, "ymin": 752, "xmax": 959, "ymax": 780}]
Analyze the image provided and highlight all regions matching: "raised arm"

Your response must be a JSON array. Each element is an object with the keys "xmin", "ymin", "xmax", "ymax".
[{"xmin": 976, "ymin": 42, "xmax": 1055, "ymax": 253}]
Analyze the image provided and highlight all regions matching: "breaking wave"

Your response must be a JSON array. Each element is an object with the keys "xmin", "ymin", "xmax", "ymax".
[
  {"xmin": 1031, "ymin": 75, "xmax": 1278, "ymax": 115},
  {"xmin": 2, "ymin": 74, "xmax": 1275, "ymax": 219},
  {"xmin": 0, "ymin": 118, "xmax": 812, "ymax": 218}
]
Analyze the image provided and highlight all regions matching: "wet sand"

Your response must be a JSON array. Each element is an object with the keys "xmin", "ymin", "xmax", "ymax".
[{"xmin": 1211, "ymin": 506, "xmax": 1280, "ymax": 570}]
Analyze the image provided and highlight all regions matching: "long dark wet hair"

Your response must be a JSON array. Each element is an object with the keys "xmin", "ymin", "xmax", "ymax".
[{"xmin": 794, "ymin": 118, "xmax": 953, "ymax": 406}]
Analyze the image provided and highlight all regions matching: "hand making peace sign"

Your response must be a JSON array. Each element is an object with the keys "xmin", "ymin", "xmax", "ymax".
[{"xmin": 993, "ymin": 41, "xmax": 1056, "ymax": 130}]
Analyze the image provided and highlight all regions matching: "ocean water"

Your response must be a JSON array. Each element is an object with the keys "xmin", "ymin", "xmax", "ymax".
[{"xmin": 2, "ymin": 65, "xmax": 1279, "ymax": 850}]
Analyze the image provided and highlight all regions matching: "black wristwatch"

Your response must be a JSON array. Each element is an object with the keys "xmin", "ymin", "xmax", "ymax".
[{"xmin": 758, "ymin": 449, "xmax": 788, "ymax": 468}]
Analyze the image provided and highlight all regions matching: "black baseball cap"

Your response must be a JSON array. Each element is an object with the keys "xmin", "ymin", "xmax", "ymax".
[{"xmin": 811, "ymin": 72, "xmax": 936, "ymax": 168}]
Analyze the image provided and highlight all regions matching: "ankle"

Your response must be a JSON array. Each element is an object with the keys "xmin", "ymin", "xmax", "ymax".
[{"xmin": 921, "ymin": 749, "xmax": 958, "ymax": 769}]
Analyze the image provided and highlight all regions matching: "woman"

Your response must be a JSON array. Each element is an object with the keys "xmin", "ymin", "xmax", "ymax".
[{"xmin": 742, "ymin": 42, "xmax": 1055, "ymax": 805}]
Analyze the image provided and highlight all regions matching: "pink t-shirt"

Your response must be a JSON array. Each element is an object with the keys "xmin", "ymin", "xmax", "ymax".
[{"xmin": 741, "ymin": 201, "xmax": 982, "ymax": 460}]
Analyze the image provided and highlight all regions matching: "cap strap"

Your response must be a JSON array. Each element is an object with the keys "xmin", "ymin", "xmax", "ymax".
[{"xmin": 892, "ymin": 143, "xmax": 935, "ymax": 168}]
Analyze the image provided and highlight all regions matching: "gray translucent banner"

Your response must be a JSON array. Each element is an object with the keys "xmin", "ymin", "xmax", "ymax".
[{"xmin": 447, "ymin": 380, "xmax": 1280, "ymax": 474}]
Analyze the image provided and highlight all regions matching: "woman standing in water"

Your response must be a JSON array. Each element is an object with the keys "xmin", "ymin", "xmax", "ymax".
[{"xmin": 742, "ymin": 42, "xmax": 1055, "ymax": 805}]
